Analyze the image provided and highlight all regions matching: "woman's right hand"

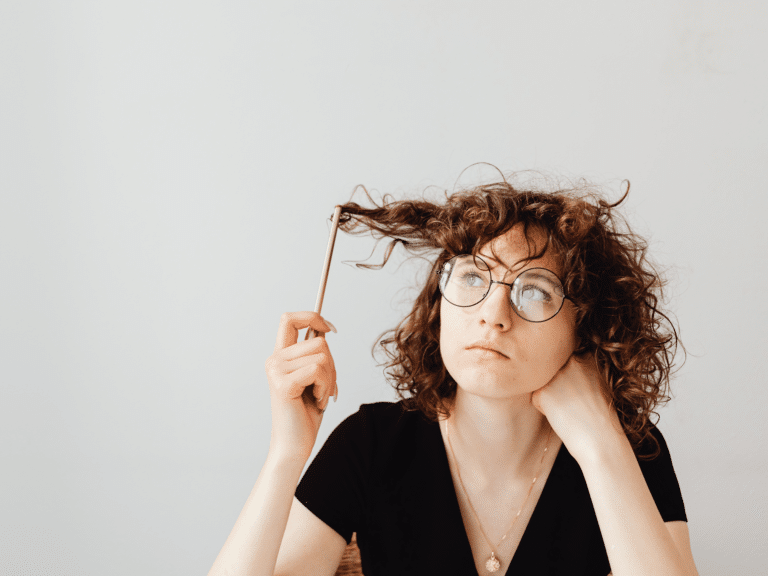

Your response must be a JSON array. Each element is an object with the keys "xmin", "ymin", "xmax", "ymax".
[{"xmin": 265, "ymin": 311, "xmax": 338, "ymax": 465}]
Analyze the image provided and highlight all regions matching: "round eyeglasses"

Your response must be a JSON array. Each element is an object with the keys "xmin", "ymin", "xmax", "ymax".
[{"xmin": 436, "ymin": 254, "xmax": 572, "ymax": 323}]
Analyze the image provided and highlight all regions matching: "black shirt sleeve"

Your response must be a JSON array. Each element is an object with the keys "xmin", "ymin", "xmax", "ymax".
[
  {"xmin": 294, "ymin": 405, "xmax": 374, "ymax": 545},
  {"xmin": 637, "ymin": 424, "xmax": 688, "ymax": 523}
]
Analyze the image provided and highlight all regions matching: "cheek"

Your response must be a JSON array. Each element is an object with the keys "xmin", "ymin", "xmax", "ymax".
[
  {"xmin": 520, "ymin": 307, "xmax": 577, "ymax": 367},
  {"xmin": 542, "ymin": 320, "xmax": 578, "ymax": 369},
  {"xmin": 438, "ymin": 301, "xmax": 452, "ymax": 356},
  {"xmin": 438, "ymin": 300, "xmax": 464, "ymax": 368}
]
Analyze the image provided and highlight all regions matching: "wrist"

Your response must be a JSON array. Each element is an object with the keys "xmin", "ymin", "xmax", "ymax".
[
  {"xmin": 576, "ymin": 428, "xmax": 632, "ymax": 471},
  {"xmin": 266, "ymin": 445, "xmax": 310, "ymax": 473}
]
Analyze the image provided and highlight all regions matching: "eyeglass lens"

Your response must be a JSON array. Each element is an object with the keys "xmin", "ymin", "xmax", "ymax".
[{"xmin": 438, "ymin": 255, "xmax": 565, "ymax": 322}]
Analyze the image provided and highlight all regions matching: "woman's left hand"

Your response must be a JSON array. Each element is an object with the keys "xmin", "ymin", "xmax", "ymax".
[{"xmin": 531, "ymin": 354, "xmax": 626, "ymax": 465}]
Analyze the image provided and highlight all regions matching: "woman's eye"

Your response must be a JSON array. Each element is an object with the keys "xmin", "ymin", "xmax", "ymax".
[
  {"xmin": 459, "ymin": 272, "xmax": 486, "ymax": 287},
  {"xmin": 521, "ymin": 285, "xmax": 551, "ymax": 301}
]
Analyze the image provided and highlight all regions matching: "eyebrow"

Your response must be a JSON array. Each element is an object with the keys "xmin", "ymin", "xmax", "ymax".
[
  {"xmin": 477, "ymin": 253, "xmax": 560, "ymax": 283},
  {"xmin": 477, "ymin": 253, "xmax": 506, "ymax": 268},
  {"xmin": 520, "ymin": 270, "xmax": 562, "ymax": 287},
  {"xmin": 476, "ymin": 253, "xmax": 521, "ymax": 274}
]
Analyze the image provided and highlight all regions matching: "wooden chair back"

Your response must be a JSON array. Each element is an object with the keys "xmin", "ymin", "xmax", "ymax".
[{"xmin": 334, "ymin": 533, "xmax": 363, "ymax": 576}]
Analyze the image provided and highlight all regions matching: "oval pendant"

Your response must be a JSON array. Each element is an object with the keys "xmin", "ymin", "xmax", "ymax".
[{"xmin": 485, "ymin": 553, "xmax": 501, "ymax": 573}]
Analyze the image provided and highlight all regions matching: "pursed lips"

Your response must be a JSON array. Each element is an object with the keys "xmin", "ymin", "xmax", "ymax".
[{"xmin": 466, "ymin": 343, "xmax": 509, "ymax": 359}]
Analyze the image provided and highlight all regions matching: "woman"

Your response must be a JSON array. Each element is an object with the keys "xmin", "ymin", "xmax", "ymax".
[{"xmin": 208, "ymin": 177, "xmax": 699, "ymax": 576}]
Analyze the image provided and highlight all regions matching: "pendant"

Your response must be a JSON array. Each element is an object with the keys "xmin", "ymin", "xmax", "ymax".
[{"xmin": 485, "ymin": 552, "xmax": 501, "ymax": 573}]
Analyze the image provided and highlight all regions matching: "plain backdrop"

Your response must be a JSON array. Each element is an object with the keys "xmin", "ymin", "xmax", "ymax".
[{"xmin": 1, "ymin": 1, "xmax": 766, "ymax": 574}]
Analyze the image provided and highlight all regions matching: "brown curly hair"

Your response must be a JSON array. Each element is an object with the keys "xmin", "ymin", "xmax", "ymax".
[{"xmin": 336, "ymin": 175, "xmax": 683, "ymax": 460}]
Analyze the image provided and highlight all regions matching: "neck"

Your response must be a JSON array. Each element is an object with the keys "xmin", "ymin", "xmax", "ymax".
[{"xmin": 444, "ymin": 388, "xmax": 552, "ymax": 486}]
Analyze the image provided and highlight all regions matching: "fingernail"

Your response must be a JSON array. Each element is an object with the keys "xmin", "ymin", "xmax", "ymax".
[
  {"xmin": 323, "ymin": 319, "xmax": 337, "ymax": 333},
  {"xmin": 320, "ymin": 395, "xmax": 330, "ymax": 411}
]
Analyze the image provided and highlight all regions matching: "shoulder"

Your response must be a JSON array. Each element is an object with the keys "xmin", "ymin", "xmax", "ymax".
[
  {"xmin": 356, "ymin": 399, "xmax": 409, "ymax": 420},
  {"xmin": 635, "ymin": 421, "xmax": 674, "ymax": 461},
  {"xmin": 297, "ymin": 402, "xmax": 416, "ymax": 494},
  {"xmin": 338, "ymin": 400, "xmax": 428, "ymax": 439},
  {"xmin": 632, "ymin": 422, "xmax": 678, "ymax": 478},
  {"xmin": 340, "ymin": 399, "xmax": 426, "ymax": 434},
  {"xmin": 634, "ymin": 421, "xmax": 688, "ymax": 522},
  {"xmin": 329, "ymin": 399, "xmax": 434, "ymax": 469}
]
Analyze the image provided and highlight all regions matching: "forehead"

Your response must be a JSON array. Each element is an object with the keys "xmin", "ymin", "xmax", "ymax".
[{"xmin": 478, "ymin": 224, "xmax": 561, "ymax": 277}]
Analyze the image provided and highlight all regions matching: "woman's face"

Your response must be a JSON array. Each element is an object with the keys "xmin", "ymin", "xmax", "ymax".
[{"xmin": 439, "ymin": 224, "xmax": 578, "ymax": 400}]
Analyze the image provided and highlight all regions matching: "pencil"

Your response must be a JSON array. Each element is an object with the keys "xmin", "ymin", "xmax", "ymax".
[{"xmin": 303, "ymin": 205, "xmax": 343, "ymax": 408}]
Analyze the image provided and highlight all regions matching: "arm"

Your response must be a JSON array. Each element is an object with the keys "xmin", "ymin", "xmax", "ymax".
[
  {"xmin": 581, "ymin": 432, "xmax": 699, "ymax": 576},
  {"xmin": 207, "ymin": 454, "xmax": 304, "ymax": 576},
  {"xmin": 531, "ymin": 355, "xmax": 698, "ymax": 576},
  {"xmin": 207, "ymin": 454, "xmax": 348, "ymax": 576},
  {"xmin": 207, "ymin": 312, "xmax": 341, "ymax": 576}
]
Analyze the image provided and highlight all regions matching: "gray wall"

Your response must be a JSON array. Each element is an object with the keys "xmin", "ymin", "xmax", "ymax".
[{"xmin": 1, "ymin": 1, "xmax": 765, "ymax": 574}]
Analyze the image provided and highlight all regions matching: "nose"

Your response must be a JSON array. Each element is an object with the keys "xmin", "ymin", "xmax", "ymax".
[{"xmin": 476, "ymin": 281, "xmax": 516, "ymax": 330}]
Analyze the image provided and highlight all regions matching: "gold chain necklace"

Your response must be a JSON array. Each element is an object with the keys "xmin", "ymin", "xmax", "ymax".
[{"xmin": 445, "ymin": 418, "xmax": 553, "ymax": 573}]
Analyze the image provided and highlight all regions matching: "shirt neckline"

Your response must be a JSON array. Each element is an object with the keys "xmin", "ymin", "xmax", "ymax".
[{"xmin": 426, "ymin": 414, "xmax": 569, "ymax": 576}]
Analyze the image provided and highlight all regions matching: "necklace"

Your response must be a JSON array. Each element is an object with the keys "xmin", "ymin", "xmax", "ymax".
[{"xmin": 444, "ymin": 417, "xmax": 553, "ymax": 573}]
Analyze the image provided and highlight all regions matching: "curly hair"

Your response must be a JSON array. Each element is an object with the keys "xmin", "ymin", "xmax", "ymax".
[{"xmin": 335, "ymin": 175, "xmax": 683, "ymax": 460}]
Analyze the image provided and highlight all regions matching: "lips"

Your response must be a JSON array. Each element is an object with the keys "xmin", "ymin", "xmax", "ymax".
[{"xmin": 466, "ymin": 342, "xmax": 509, "ymax": 359}]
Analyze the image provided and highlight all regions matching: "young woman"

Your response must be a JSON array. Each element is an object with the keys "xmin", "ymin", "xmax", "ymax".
[{"xmin": 208, "ymin": 178, "xmax": 699, "ymax": 576}]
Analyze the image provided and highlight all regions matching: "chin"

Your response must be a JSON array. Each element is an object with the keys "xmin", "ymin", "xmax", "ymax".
[{"xmin": 454, "ymin": 372, "xmax": 536, "ymax": 400}]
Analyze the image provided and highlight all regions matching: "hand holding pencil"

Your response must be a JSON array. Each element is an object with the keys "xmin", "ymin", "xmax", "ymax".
[{"xmin": 263, "ymin": 206, "xmax": 343, "ymax": 464}]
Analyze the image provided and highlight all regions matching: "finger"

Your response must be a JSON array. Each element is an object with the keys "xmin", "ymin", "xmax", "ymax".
[
  {"xmin": 318, "ymin": 335, "xmax": 337, "ymax": 383},
  {"xmin": 313, "ymin": 363, "xmax": 336, "ymax": 409},
  {"xmin": 306, "ymin": 362, "xmax": 335, "ymax": 406},
  {"xmin": 282, "ymin": 351, "xmax": 337, "ymax": 384},
  {"xmin": 275, "ymin": 335, "xmax": 325, "ymax": 361},
  {"xmin": 275, "ymin": 312, "xmax": 334, "ymax": 352},
  {"xmin": 275, "ymin": 338, "xmax": 337, "ymax": 383},
  {"xmin": 283, "ymin": 363, "xmax": 334, "ymax": 402}
]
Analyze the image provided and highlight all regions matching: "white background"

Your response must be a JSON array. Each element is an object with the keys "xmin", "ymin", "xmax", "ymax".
[{"xmin": 1, "ymin": 1, "xmax": 766, "ymax": 574}]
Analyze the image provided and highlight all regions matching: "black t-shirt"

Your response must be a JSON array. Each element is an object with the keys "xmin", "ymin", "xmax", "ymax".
[{"xmin": 295, "ymin": 401, "xmax": 687, "ymax": 576}]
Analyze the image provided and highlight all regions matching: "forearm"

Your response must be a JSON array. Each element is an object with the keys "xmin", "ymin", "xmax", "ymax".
[
  {"xmin": 579, "ymin": 433, "xmax": 691, "ymax": 576},
  {"xmin": 208, "ymin": 452, "xmax": 306, "ymax": 576}
]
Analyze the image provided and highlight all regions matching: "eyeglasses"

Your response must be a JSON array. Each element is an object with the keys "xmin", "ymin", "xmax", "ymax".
[{"xmin": 436, "ymin": 254, "xmax": 572, "ymax": 323}]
